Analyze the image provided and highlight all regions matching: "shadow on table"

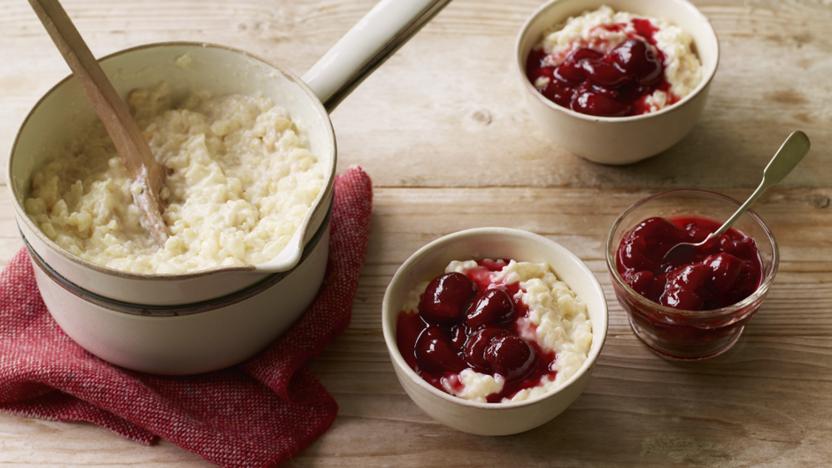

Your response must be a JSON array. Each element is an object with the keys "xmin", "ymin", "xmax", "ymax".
[
  {"xmin": 575, "ymin": 119, "xmax": 767, "ymax": 190},
  {"xmin": 471, "ymin": 318, "xmax": 815, "ymax": 464}
]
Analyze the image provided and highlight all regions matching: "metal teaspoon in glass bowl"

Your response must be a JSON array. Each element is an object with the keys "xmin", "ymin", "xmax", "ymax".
[{"xmin": 663, "ymin": 131, "xmax": 811, "ymax": 265}]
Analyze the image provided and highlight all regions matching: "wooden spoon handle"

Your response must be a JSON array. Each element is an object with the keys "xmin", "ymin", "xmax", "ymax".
[{"xmin": 28, "ymin": 0, "xmax": 168, "ymax": 241}]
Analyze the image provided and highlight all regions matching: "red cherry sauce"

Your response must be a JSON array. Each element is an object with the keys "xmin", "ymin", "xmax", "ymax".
[
  {"xmin": 616, "ymin": 216, "xmax": 763, "ymax": 311},
  {"xmin": 525, "ymin": 19, "xmax": 676, "ymax": 117},
  {"xmin": 396, "ymin": 259, "xmax": 557, "ymax": 403}
]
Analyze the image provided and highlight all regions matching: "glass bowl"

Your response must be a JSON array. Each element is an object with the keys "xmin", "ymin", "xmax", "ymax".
[{"xmin": 605, "ymin": 190, "xmax": 779, "ymax": 360}]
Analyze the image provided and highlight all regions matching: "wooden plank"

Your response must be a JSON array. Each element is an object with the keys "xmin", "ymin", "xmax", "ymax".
[
  {"xmin": 1, "ymin": 186, "xmax": 831, "ymax": 465},
  {"xmin": 1, "ymin": 0, "xmax": 831, "ymax": 465},
  {"xmin": 0, "ymin": 415, "xmax": 205, "ymax": 466},
  {"xmin": 301, "ymin": 339, "xmax": 832, "ymax": 467},
  {"xmin": 1, "ymin": 0, "xmax": 830, "ymax": 189}
]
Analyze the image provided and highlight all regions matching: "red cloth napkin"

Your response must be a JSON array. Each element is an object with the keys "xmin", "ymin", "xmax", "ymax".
[{"xmin": 0, "ymin": 167, "xmax": 373, "ymax": 467}]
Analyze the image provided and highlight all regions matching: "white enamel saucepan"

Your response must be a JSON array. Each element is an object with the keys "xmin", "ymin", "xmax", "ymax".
[
  {"xmin": 6, "ymin": 1, "xmax": 450, "ymax": 374},
  {"xmin": 9, "ymin": 0, "xmax": 450, "ymax": 306}
]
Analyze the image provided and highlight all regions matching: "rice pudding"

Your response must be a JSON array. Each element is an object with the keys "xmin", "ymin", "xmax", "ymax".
[
  {"xmin": 526, "ymin": 5, "xmax": 703, "ymax": 116},
  {"xmin": 396, "ymin": 259, "xmax": 593, "ymax": 403},
  {"xmin": 24, "ymin": 83, "xmax": 325, "ymax": 274}
]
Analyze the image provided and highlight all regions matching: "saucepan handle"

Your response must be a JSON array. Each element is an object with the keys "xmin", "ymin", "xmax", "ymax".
[{"xmin": 302, "ymin": 0, "xmax": 451, "ymax": 111}]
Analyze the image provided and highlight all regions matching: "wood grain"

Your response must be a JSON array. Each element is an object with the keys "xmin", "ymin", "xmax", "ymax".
[
  {"xmin": 0, "ymin": 0, "xmax": 830, "ymax": 466},
  {"xmin": 1, "ymin": 0, "xmax": 831, "ymax": 190}
]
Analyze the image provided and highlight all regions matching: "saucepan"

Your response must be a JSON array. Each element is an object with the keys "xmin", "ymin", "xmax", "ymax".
[
  {"xmin": 6, "ymin": 0, "xmax": 450, "ymax": 374},
  {"xmin": 9, "ymin": 0, "xmax": 450, "ymax": 305}
]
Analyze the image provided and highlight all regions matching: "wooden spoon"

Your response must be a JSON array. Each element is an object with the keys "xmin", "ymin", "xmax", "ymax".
[{"xmin": 28, "ymin": 0, "xmax": 169, "ymax": 243}]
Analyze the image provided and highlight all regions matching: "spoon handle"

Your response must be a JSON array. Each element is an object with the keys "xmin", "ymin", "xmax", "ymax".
[
  {"xmin": 28, "ymin": 0, "xmax": 169, "ymax": 242},
  {"xmin": 711, "ymin": 131, "xmax": 811, "ymax": 239}
]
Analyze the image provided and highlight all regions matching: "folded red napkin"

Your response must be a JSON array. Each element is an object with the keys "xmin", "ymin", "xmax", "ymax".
[{"xmin": 0, "ymin": 167, "xmax": 372, "ymax": 467}]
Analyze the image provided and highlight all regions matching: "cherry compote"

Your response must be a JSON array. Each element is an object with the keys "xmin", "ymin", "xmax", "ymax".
[
  {"xmin": 526, "ymin": 19, "xmax": 674, "ymax": 117},
  {"xmin": 396, "ymin": 260, "xmax": 557, "ymax": 402},
  {"xmin": 616, "ymin": 216, "xmax": 763, "ymax": 310}
]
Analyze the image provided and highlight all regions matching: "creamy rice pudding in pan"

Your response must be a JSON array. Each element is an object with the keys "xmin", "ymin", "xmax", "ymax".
[{"xmin": 24, "ymin": 84, "xmax": 325, "ymax": 274}]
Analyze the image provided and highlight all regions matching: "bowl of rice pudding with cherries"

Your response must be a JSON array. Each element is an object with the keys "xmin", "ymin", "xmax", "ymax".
[
  {"xmin": 382, "ymin": 228, "xmax": 607, "ymax": 435},
  {"xmin": 7, "ymin": 1, "xmax": 450, "ymax": 374},
  {"xmin": 515, "ymin": 0, "xmax": 719, "ymax": 164}
]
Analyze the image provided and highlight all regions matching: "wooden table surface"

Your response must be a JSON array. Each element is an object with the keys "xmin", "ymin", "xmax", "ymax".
[{"xmin": 1, "ymin": 0, "xmax": 831, "ymax": 466}]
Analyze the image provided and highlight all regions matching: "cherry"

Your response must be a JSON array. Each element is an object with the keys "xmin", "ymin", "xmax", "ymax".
[
  {"xmin": 581, "ymin": 59, "xmax": 630, "ymax": 88},
  {"xmin": 638, "ymin": 217, "xmax": 683, "ymax": 246},
  {"xmin": 525, "ymin": 48, "xmax": 550, "ymax": 81},
  {"xmin": 661, "ymin": 286, "xmax": 703, "ymax": 310},
  {"xmin": 448, "ymin": 324, "xmax": 468, "ymax": 350},
  {"xmin": 625, "ymin": 270, "xmax": 653, "ymax": 291},
  {"xmin": 463, "ymin": 327, "xmax": 509, "ymax": 373},
  {"xmin": 543, "ymin": 80, "xmax": 576, "ymax": 107},
  {"xmin": 610, "ymin": 39, "xmax": 662, "ymax": 85},
  {"xmin": 618, "ymin": 239, "xmax": 657, "ymax": 272},
  {"xmin": 419, "ymin": 273, "xmax": 476, "ymax": 323},
  {"xmin": 465, "ymin": 289, "xmax": 515, "ymax": 328},
  {"xmin": 705, "ymin": 253, "xmax": 744, "ymax": 293},
  {"xmin": 683, "ymin": 221, "xmax": 711, "ymax": 243},
  {"xmin": 587, "ymin": 82, "xmax": 624, "ymax": 99},
  {"xmin": 554, "ymin": 48, "xmax": 603, "ymax": 85},
  {"xmin": 624, "ymin": 270, "xmax": 660, "ymax": 301},
  {"xmin": 731, "ymin": 262, "xmax": 758, "ymax": 299},
  {"xmin": 723, "ymin": 237, "xmax": 759, "ymax": 260},
  {"xmin": 571, "ymin": 90, "xmax": 631, "ymax": 117},
  {"xmin": 619, "ymin": 217, "xmax": 683, "ymax": 271},
  {"xmin": 670, "ymin": 263, "xmax": 710, "ymax": 290},
  {"xmin": 617, "ymin": 215, "xmax": 764, "ymax": 312},
  {"xmin": 486, "ymin": 335, "xmax": 536, "ymax": 380},
  {"xmin": 414, "ymin": 326, "xmax": 465, "ymax": 374},
  {"xmin": 568, "ymin": 47, "xmax": 604, "ymax": 63},
  {"xmin": 554, "ymin": 60, "xmax": 585, "ymax": 85},
  {"xmin": 660, "ymin": 263, "xmax": 710, "ymax": 310},
  {"xmin": 396, "ymin": 313, "xmax": 426, "ymax": 369}
]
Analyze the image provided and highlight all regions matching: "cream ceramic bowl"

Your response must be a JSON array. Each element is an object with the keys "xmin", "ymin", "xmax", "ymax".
[
  {"xmin": 382, "ymin": 228, "xmax": 608, "ymax": 435},
  {"xmin": 515, "ymin": 0, "xmax": 719, "ymax": 165}
]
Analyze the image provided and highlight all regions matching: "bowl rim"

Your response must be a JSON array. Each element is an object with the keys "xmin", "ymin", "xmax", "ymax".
[
  {"xmin": 7, "ymin": 40, "xmax": 337, "ymax": 280},
  {"xmin": 25, "ymin": 207, "xmax": 331, "ymax": 317},
  {"xmin": 514, "ymin": 0, "xmax": 720, "ymax": 123},
  {"xmin": 381, "ymin": 227, "xmax": 608, "ymax": 410},
  {"xmin": 604, "ymin": 188, "xmax": 780, "ymax": 318}
]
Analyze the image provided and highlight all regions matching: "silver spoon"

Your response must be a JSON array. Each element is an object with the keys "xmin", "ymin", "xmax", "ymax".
[{"xmin": 663, "ymin": 131, "xmax": 811, "ymax": 265}]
